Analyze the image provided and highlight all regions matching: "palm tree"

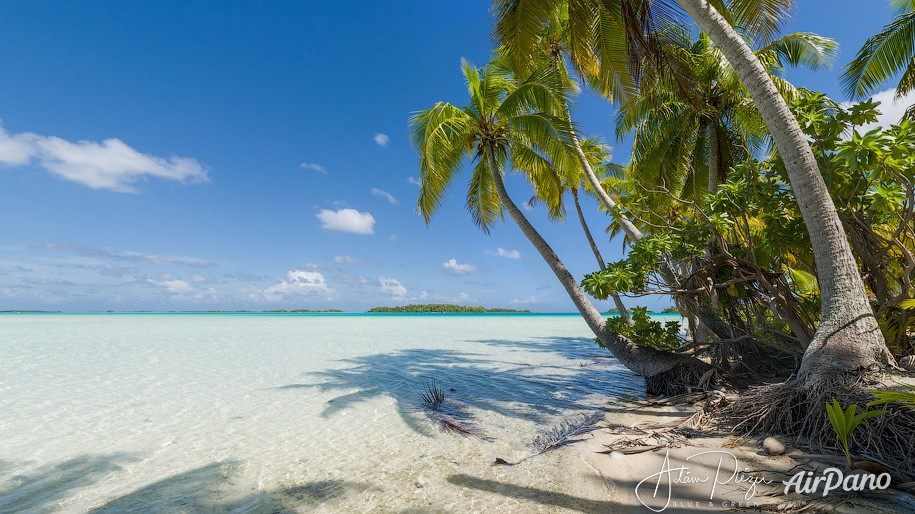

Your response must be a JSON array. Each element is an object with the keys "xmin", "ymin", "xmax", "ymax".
[
  {"xmin": 678, "ymin": 0, "xmax": 895, "ymax": 381},
  {"xmin": 410, "ymin": 59, "xmax": 707, "ymax": 385},
  {"xmin": 617, "ymin": 28, "xmax": 835, "ymax": 204},
  {"xmin": 842, "ymin": 0, "xmax": 915, "ymax": 118},
  {"xmin": 494, "ymin": 0, "xmax": 895, "ymax": 384},
  {"xmin": 570, "ymin": 138, "xmax": 633, "ymax": 323},
  {"xmin": 495, "ymin": 3, "xmax": 806, "ymax": 344}
]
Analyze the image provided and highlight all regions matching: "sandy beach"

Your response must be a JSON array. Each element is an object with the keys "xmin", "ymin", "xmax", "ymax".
[{"xmin": 0, "ymin": 313, "xmax": 643, "ymax": 513}]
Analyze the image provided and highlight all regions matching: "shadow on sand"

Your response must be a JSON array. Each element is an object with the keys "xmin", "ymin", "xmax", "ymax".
[
  {"xmin": 0, "ymin": 454, "xmax": 369, "ymax": 513},
  {"xmin": 90, "ymin": 462, "xmax": 368, "ymax": 513},
  {"xmin": 277, "ymin": 336, "xmax": 645, "ymax": 436}
]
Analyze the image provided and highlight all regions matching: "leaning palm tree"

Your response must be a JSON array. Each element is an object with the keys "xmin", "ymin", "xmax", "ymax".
[
  {"xmin": 618, "ymin": 27, "xmax": 835, "ymax": 205},
  {"xmin": 410, "ymin": 58, "xmax": 708, "ymax": 389},
  {"xmin": 842, "ymin": 0, "xmax": 915, "ymax": 118},
  {"xmin": 495, "ymin": 3, "xmax": 820, "ymax": 344},
  {"xmin": 494, "ymin": 0, "xmax": 894, "ymax": 388}
]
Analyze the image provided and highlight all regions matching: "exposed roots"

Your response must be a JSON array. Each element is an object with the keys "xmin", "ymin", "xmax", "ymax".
[
  {"xmin": 644, "ymin": 361, "xmax": 715, "ymax": 396},
  {"xmin": 711, "ymin": 370, "xmax": 915, "ymax": 477}
]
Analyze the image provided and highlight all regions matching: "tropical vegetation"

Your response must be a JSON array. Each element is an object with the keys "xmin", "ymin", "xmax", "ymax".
[{"xmin": 411, "ymin": 0, "xmax": 915, "ymax": 475}]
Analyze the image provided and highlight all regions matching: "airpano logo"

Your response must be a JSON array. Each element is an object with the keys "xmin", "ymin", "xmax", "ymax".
[{"xmin": 782, "ymin": 468, "xmax": 892, "ymax": 496}]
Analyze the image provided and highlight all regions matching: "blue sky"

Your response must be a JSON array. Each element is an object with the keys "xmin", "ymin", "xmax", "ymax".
[{"xmin": 0, "ymin": 1, "xmax": 905, "ymax": 312}]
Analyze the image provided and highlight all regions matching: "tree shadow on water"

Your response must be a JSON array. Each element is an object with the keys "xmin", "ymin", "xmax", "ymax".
[
  {"xmin": 0, "ymin": 455, "xmax": 366, "ymax": 513},
  {"xmin": 277, "ymin": 337, "xmax": 645, "ymax": 436},
  {"xmin": 0, "ymin": 454, "xmax": 133, "ymax": 513},
  {"xmin": 474, "ymin": 335, "xmax": 623, "ymax": 362},
  {"xmin": 90, "ymin": 462, "xmax": 367, "ymax": 513}
]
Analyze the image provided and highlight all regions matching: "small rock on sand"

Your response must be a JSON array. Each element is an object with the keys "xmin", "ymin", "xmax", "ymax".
[{"xmin": 763, "ymin": 436, "xmax": 787, "ymax": 456}]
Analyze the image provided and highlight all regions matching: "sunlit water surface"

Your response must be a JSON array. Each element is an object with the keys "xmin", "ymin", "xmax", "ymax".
[{"xmin": 0, "ymin": 314, "xmax": 655, "ymax": 513}]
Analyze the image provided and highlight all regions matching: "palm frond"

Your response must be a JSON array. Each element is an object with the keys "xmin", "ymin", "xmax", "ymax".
[
  {"xmin": 841, "ymin": 11, "xmax": 915, "ymax": 98},
  {"xmin": 409, "ymin": 102, "xmax": 474, "ymax": 224},
  {"xmin": 492, "ymin": 0, "xmax": 558, "ymax": 76},
  {"xmin": 756, "ymin": 32, "xmax": 838, "ymax": 72},
  {"xmin": 467, "ymin": 156, "xmax": 503, "ymax": 232},
  {"xmin": 726, "ymin": 0, "xmax": 795, "ymax": 46}
]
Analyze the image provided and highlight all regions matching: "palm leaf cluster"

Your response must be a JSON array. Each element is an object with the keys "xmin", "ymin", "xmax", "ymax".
[{"xmin": 410, "ymin": 58, "xmax": 576, "ymax": 233}]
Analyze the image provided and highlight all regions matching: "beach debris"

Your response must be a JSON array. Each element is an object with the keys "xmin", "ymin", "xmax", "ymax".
[
  {"xmin": 532, "ymin": 412, "xmax": 605, "ymax": 454},
  {"xmin": 493, "ymin": 412, "xmax": 605, "ymax": 466},
  {"xmin": 763, "ymin": 436, "xmax": 787, "ymax": 456},
  {"xmin": 419, "ymin": 381, "xmax": 446, "ymax": 409},
  {"xmin": 899, "ymin": 355, "xmax": 915, "ymax": 371},
  {"xmin": 416, "ymin": 380, "xmax": 483, "ymax": 437}
]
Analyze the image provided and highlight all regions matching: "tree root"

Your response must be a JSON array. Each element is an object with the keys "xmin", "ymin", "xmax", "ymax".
[
  {"xmin": 644, "ymin": 361, "xmax": 715, "ymax": 396},
  {"xmin": 710, "ymin": 369, "xmax": 915, "ymax": 477}
]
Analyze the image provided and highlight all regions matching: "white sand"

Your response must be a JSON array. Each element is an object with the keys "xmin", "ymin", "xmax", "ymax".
[{"xmin": 0, "ymin": 313, "xmax": 646, "ymax": 513}]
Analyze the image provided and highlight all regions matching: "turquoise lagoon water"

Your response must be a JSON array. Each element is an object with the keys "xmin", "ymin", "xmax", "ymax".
[{"xmin": 0, "ymin": 313, "xmax": 671, "ymax": 512}]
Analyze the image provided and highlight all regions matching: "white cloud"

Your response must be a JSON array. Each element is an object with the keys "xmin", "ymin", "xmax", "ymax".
[
  {"xmin": 316, "ymin": 208, "xmax": 375, "ymax": 235},
  {"xmin": 147, "ymin": 276, "xmax": 216, "ymax": 301},
  {"xmin": 264, "ymin": 268, "xmax": 332, "ymax": 299},
  {"xmin": 152, "ymin": 278, "xmax": 193, "ymax": 294},
  {"xmin": 299, "ymin": 162, "xmax": 326, "ymax": 175},
  {"xmin": 442, "ymin": 258, "xmax": 477, "ymax": 275},
  {"xmin": 0, "ymin": 126, "xmax": 36, "ymax": 165},
  {"xmin": 374, "ymin": 133, "xmax": 389, "ymax": 147},
  {"xmin": 379, "ymin": 276, "xmax": 406, "ymax": 297},
  {"xmin": 371, "ymin": 188, "xmax": 398, "ymax": 204},
  {"xmin": 31, "ymin": 242, "xmax": 214, "ymax": 267},
  {"xmin": 509, "ymin": 295, "xmax": 537, "ymax": 305},
  {"xmin": 484, "ymin": 248, "xmax": 521, "ymax": 259},
  {"xmin": 0, "ymin": 122, "xmax": 208, "ymax": 193},
  {"xmin": 333, "ymin": 255, "xmax": 358, "ymax": 264},
  {"xmin": 842, "ymin": 88, "xmax": 915, "ymax": 133},
  {"xmin": 407, "ymin": 176, "xmax": 421, "ymax": 187}
]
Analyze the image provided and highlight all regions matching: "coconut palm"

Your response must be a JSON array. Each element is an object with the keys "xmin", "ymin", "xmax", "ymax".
[
  {"xmin": 618, "ymin": 27, "xmax": 836, "ymax": 206},
  {"xmin": 495, "ymin": 2, "xmax": 822, "ymax": 343},
  {"xmin": 494, "ymin": 0, "xmax": 894, "ymax": 385},
  {"xmin": 842, "ymin": 0, "xmax": 915, "ymax": 118},
  {"xmin": 565, "ymin": 137, "xmax": 634, "ymax": 322},
  {"xmin": 410, "ymin": 59, "xmax": 707, "ymax": 386}
]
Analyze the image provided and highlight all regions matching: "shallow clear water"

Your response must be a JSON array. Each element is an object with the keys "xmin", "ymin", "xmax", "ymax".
[{"xmin": 0, "ymin": 314, "xmax": 653, "ymax": 513}]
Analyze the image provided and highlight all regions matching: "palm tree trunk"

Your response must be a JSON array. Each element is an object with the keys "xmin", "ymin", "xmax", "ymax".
[
  {"xmin": 572, "ymin": 188, "xmax": 632, "ymax": 324},
  {"xmin": 484, "ymin": 147, "xmax": 705, "ymax": 380},
  {"xmin": 708, "ymin": 122, "xmax": 720, "ymax": 192},
  {"xmin": 564, "ymin": 89, "xmax": 731, "ymax": 342},
  {"xmin": 679, "ymin": 0, "xmax": 895, "ymax": 381},
  {"xmin": 705, "ymin": 121, "xmax": 721, "ymax": 322},
  {"xmin": 562, "ymin": 103, "xmax": 644, "ymax": 242}
]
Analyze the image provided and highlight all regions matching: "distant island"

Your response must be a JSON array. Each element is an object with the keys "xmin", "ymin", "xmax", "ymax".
[
  {"xmin": 661, "ymin": 306, "xmax": 680, "ymax": 313},
  {"xmin": 262, "ymin": 309, "xmax": 345, "ymax": 313},
  {"xmin": 0, "ymin": 310, "xmax": 61, "ymax": 313},
  {"xmin": 368, "ymin": 304, "xmax": 529, "ymax": 313}
]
